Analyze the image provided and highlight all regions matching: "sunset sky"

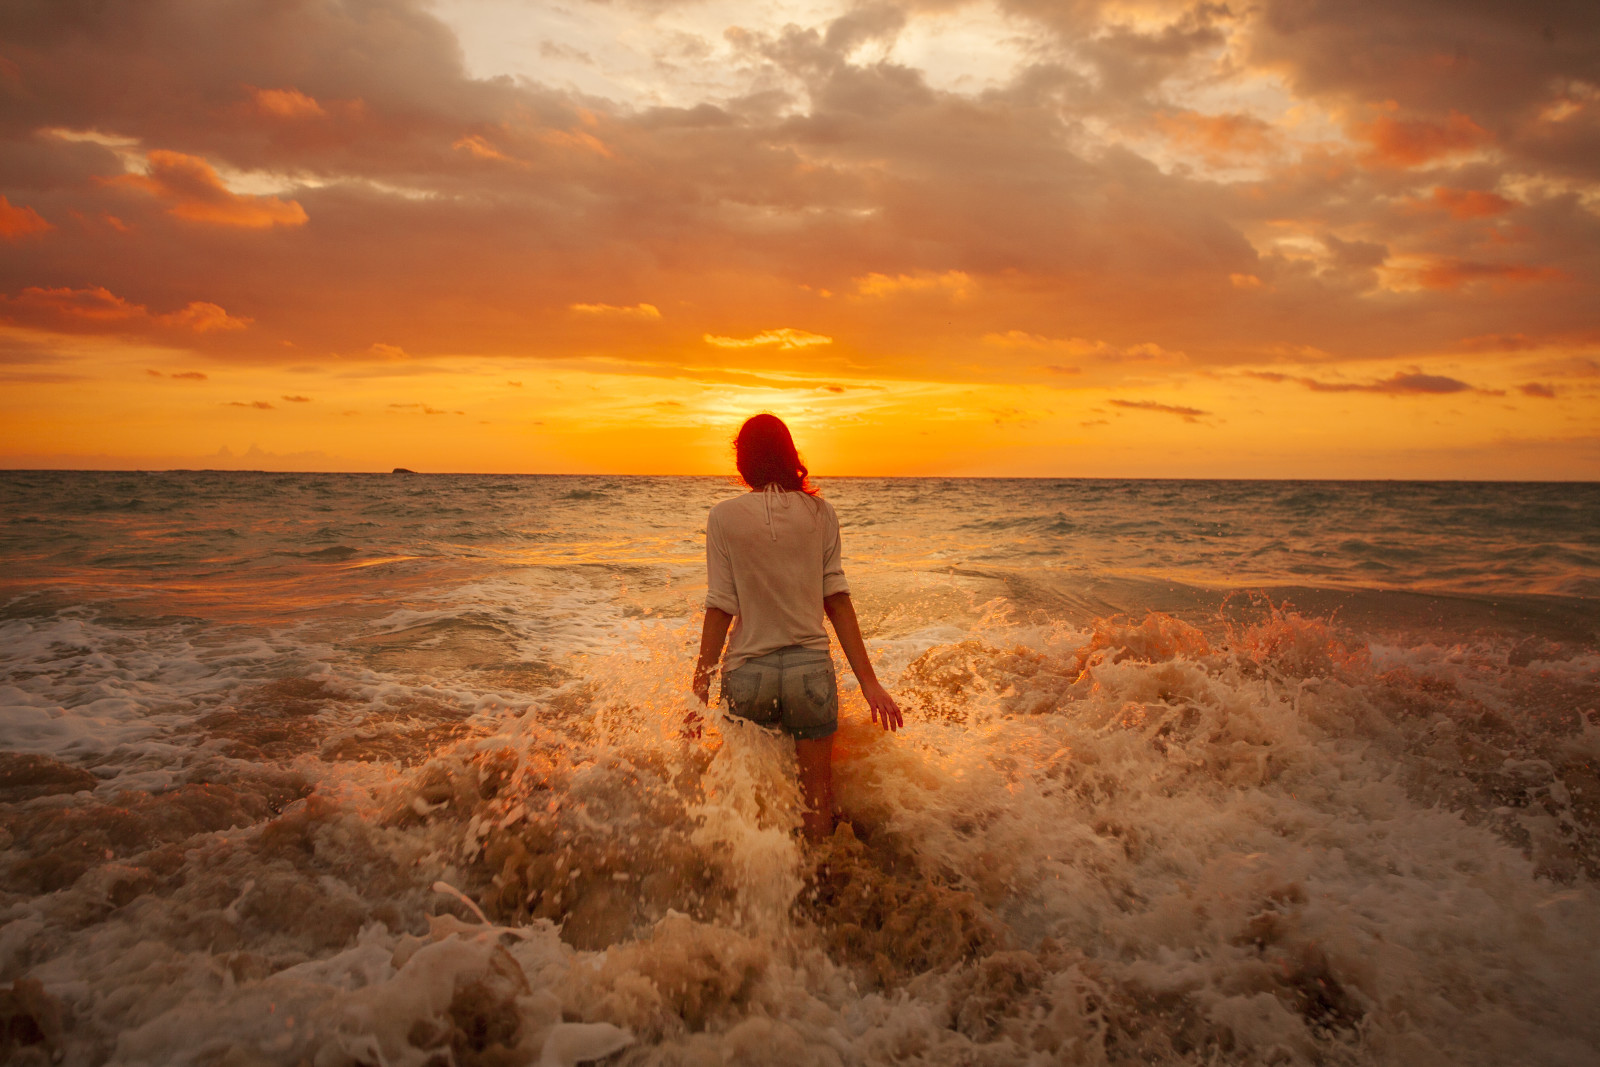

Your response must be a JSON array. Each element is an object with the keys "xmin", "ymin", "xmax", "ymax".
[{"xmin": 1, "ymin": 0, "xmax": 1596, "ymax": 478}]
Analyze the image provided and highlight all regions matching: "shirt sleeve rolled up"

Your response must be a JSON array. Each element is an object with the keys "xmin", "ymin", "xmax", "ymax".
[
  {"xmin": 821, "ymin": 502, "xmax": 850, "ymax": 598},
  {"xmin": 705, "ymin": 509, "xmax": 741, "ymax": 615}
]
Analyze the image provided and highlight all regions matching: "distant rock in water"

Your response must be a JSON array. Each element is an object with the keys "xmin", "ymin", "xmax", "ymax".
[{"xmin": 392, "ymin": 467, "xmax": 416, "ymax": 474}]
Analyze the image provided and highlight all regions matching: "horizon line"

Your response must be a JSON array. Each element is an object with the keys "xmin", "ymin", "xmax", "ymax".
[{"xmin": 3, "ymin": 467, "xmax": 1597, "ymax": 485}]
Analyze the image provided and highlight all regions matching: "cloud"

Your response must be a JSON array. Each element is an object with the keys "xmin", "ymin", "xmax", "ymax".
[
  {"xmin": 0, "ymin": 371, "xmax": 83, "ymax": 383},
  {"xmin": 1407, "ymin": 259, "xmax": 1567, "ymax": 291},
  {"xmin": 703, "ymin": 328, "xmax": 832, "ymax": 350},
  {"xmin": 1528, "ymin": 356, "xmax": 1600, "ymax": 380},
  {"xmin": 0, "ymin": 0, "xmax": 1595, "ymax": 478},
  {"xmin": 0, "ymin": 0, "xmax": 1583, "ymax": 382},
  {"xmin": 854, "ymin": 271, "xmax": 971, "ymax": 299},
  {"xmin": 162, "ymin": 301, "xmax": 252, "ymax": 332},
  {"xmin": 6, "ymin": 286, "xmax": 142, "ymax": 324},
  {"xmin": 251, "ymin": 87, "xmax": 326, "ymax": 120},
  {"xmin": 172, "ymin": 370, "xmax": 207, "ymax": 379},
  {"xmin": 454, "ymin": 134, "xmax": 524, "ymax": 165},
  {"xmin": 389, "ymin": 401, "xmax": 458, "ymax": 415},
  {"xmin": 1346, "ymin": 372, "xmax": 1476, "ymax": 395},
  {"xmin": 570, "ymin": 302, "xmax": 661, "ymax": 319},
  {"xmin": 1354, "ymin": 109, "xmax": 1490, "ymax": 168},
  {"xmin": 1248, "ymin": 2, "xmax": 1600, "ymax": 153},
  {"xmin": 1108, "ymin": 399, "xmax": 1211, "ymax": 422},
  {"xmin": 1518, "ymin": 382, "xmax": 1557, "ymax": 398},
  {"xmin": 0, "ymin": 195, "xmax": 52, "ymax": 238},
  {"xmin": 1427, "ymin": 187, "xmax": 1514, "ymax": 219},
  {"xmin": 282, "ymin": 394, "xmax": 311, "ymax": 402},
  {"xmin": 989, "ymin": 406, "xmax": 1040, "ymax": 428},
  {"xmin": 110, "ymin": 150, "xmax": 307, "ymax": 228},
  {"xmin": 226, "ymin": 400, "xmax": 274, "ymax": 409},
  {"xmin": 0, "ymin": 286, "xmax": 250, "ymax": 336},
  {"xmin": 1449, "ymin": 331, "xmax": 1600, "ymax": 354},
  {"xmin": 983, "ymin": 332, "xmax": 1184, "ymax": 364},
  {"xmin": 1155, "ymin": 110, "xmax": 1278, "ymax": 164},
  {"xmin": 1247, "ymin": 370, "xmax": 1492, "ymax": 396}
]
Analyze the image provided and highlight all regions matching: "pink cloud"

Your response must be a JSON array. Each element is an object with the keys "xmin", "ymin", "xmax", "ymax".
[
  {"xmin": 1355, "ymin": 110, "xmax": 1490, "ymax": 168},
  {"xmin": 251, "ymin": 87, "xmax": 326, "ymax": 119},
  {"xmin": 1428, "ymin": 187, "xmax": 1514, "ymax": 219},
  {"xmin": 0, "ymin": 195, "xmax": 52, "ymax": 239},
  {"xmin": 1, "ymin": 286, "xmax": 250, "ymax": 335},
  {"xmin": 111, "ymin": 151, "xmax": 307, "ymax": 229}
]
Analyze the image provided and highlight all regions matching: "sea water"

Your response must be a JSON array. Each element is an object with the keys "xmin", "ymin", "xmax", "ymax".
[{"xmin": 0, "ymin": 471, "xmax": 1597, "ymax": 1066}]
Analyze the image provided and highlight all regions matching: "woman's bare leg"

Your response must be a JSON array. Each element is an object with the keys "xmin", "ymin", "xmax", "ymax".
[{"xmin": 794, "ymin": 735, "xmax": 835, "ymax": 840}]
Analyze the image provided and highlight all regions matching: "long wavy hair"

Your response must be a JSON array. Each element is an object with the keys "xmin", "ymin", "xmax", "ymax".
[{"xmin": 734, "ymin": 414, "xmax": 818, "ymax": 495}]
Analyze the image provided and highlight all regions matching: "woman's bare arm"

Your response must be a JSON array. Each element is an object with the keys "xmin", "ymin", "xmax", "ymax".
[
  {"xmin": 692, "ymin": 606, "xmax": 734, "ymax": 705},
  {"xmin": 824, "ymin": 592, "xmax": 904, "ymax": 731}
]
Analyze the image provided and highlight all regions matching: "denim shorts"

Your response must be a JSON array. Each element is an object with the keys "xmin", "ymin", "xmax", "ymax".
[{"xmin": 720, "ymin": 645, "xmax": 838, "ymax": 740}]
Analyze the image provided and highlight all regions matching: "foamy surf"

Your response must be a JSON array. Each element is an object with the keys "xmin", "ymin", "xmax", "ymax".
[{"xmin": 1, "ymin": 472, "xmax": 1596, "ymax": 1065}]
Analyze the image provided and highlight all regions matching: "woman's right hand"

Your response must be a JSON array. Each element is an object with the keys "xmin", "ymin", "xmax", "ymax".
[
  {"xmin": 694, "ymin": 608, "xmax": 733, "ymax": 710},
  {"xmin": 685, "ymin": 671, "xmax": 710, "ymax": 739},
  {"xmin": 861, "ymin": 679, "xmax": 904, "ymax": 732}
]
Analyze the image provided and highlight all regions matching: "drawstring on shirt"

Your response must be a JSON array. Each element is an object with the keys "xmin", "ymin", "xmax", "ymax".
[{"xmin": 762, "ymin": 482, "xmax": 788, "ymax": 540}]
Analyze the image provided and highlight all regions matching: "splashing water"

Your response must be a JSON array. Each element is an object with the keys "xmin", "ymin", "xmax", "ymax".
[{"xmin": 1, "ymin": 472, "xmax": 1597, "ymax": 1065}]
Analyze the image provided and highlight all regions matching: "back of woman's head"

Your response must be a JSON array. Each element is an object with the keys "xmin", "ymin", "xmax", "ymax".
[{"xmin": 735, "ymin": 414, "xmax": 817, "ymax": 494}]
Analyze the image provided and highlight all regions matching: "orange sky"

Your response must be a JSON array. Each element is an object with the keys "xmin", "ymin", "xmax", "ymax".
[{"xmin": 1, "ymin": 0, "xmax": 1596, "ymax": 478}]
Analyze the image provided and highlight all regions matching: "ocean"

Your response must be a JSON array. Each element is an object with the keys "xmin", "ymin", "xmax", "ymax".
[{"xmin": 1, "ymin": 470, "xmax": 1597, "ymax": 1066}]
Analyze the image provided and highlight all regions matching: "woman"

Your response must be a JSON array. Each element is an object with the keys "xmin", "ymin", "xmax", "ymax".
[{"xmin": 691, "ymin": 414, "xmax": 904, "ymax": 839}]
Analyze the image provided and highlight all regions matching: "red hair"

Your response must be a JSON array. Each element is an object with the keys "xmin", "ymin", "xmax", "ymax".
[{"xmin": 734, "ymin": 414, "xmax": 817, "ymax": 494}]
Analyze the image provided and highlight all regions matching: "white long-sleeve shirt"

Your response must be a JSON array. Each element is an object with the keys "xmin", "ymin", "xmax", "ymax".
[{"xmin": 705, "ymin": 488, "xmax": 850, "ymax": 672}]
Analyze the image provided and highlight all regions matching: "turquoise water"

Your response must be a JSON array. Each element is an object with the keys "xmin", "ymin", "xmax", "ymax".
[{"xmin": 1, "ymin": 472, "xmax": 1597, "ymax": 1065}]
